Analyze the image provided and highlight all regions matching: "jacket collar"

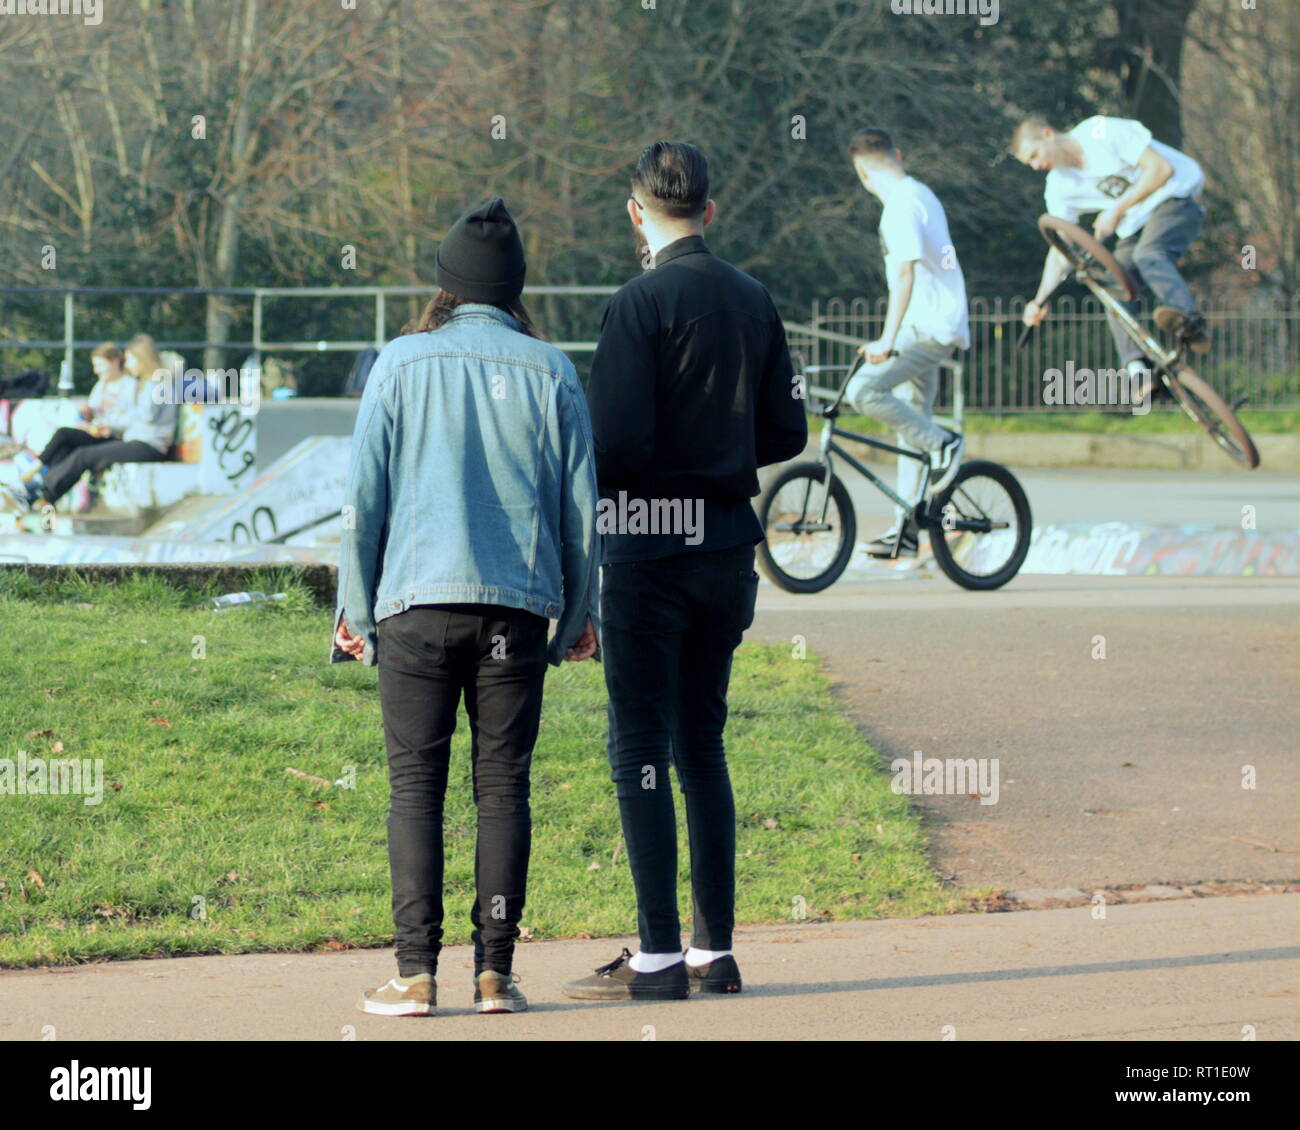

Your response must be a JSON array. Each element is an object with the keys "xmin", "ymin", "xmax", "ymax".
[
  {"xmin": 444, "ymin": 303, "xmax": 522, "ymax": 332},
  {"xmin": 653, "ymin": 234, "xmax": 710, "ymax": 268}
]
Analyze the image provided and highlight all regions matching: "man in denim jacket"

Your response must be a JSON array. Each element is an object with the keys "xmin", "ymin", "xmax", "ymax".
[
  {"xmin": 330, "ymin": 197, "xmax": 599, "ymax": 1018},
  {"xmin": 330, "ymin": 309, "xmax": 599, "ymax": 668}
]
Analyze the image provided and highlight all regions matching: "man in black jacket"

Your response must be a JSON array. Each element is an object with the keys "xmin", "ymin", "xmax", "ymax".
[{"xmin": 563, "ymin": 141, "xmax": 807, "ymax": 1001}]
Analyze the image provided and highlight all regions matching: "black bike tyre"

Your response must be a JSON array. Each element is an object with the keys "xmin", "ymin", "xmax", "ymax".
[
  {"xmin": 1167, "ymin": 365, "xmax": 1260, "ymax": 470},
  {"xmin": 928, "ymin": 460, "xmax": 1032, "ymax": 591},
  {"xmin": 756, "ymin": 462, "xmax": 857, "ymax": 594}
]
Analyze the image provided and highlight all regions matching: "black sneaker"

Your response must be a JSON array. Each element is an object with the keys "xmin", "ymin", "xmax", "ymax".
[
  {"xmin": 1128, "ymin": 361, "xmax": 1173, "ymax": 402},
  {"xmin": 865, "ymin": 527, "xmax": 918, "ymax": 559},
  {"xmin": 1154, "ymin": 306, "xmax": 1211, "ymax": 354},
  {"xmin": 562, "ymin": 947, "xmax": 689, "ymax": 1001},
  {"xmin": 928, "ymin": 430, "xmax": 965, "ymax": 494},
  {"xmin": 687, "ymin": 954, "xmax": 743, "ymax": 994}
]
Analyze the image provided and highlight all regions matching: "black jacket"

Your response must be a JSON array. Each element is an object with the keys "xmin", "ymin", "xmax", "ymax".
[{"xmin": 587, "ymin": 235, "xmax": 808, "ymax": 509}]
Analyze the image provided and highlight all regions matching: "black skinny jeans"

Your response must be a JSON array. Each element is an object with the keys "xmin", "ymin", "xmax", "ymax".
[
  {"xmin": 38, "ymin": 427, "xmax": 167, "ymax": 504},
  {"xmin": 601, "ymin": 542, "xmax": 760, "ymax": 954},
  {"xmin": 376, "ymin": 602, "xmax": 548, "ymax": 978}
]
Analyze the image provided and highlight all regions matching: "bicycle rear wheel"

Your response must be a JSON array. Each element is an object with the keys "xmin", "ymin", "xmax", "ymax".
[
  {"xmin": 757, "ymin": 462, "xmax": 856, "ymax": 593},
  {"xmin": 927, "ymin": 460, "xmax": 1032, "ymax": 591},
  {"xmin": 1166, "ymin": 365, "xmax": 1260, "ymax": 469}
]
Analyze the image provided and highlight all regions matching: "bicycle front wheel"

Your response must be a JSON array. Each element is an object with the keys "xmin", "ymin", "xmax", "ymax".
[
  {"xmin": 1166, "ymin": 365, "xmax": 1260, "ymax": 470},
  {"xmin": 1037, "ymin": 214, "xmax": 1137, "ymax": 300},
  {"xmin": 927, "ymin": 460, "xmax": 1032, "ymax": 591},
  {"xmin": 757, "ymin": 462, "xmax": 856, "ymax": 593}
]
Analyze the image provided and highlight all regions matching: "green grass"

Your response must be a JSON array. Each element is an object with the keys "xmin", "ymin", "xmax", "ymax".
[
  {"xmin": 0, "ymin": 571, "xmax": 962, "ymax": 968},
  {"xmin": 829, "ymin": 409, "xmax": 1299, "ymax": 436}
]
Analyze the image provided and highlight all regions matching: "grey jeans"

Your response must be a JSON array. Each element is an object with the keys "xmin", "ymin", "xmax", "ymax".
[
  {"xmin": 1108, "ymin": 195, "xmax": 1205, "ymax": 367},
  {"xmin": 845, "ymin": 329, "xmax": 956, "ymax": 522}
]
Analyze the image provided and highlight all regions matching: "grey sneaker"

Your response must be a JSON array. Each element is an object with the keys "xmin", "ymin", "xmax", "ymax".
[
  {"xmin": 357, "ymin": 973, "xmax": 436, "ymax": 1017},
  {"xmin": 474, "ymin": 969, "xmax": 528, "ymax": 1013}
]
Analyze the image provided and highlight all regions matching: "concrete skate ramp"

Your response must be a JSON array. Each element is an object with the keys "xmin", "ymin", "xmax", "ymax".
[{"xmin": 159, "ymin": 436, "xmax": 350, "ymax": 545}]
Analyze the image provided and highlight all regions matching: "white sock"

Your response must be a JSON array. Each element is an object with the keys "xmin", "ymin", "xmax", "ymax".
[
  {"xmin": 629, "ymin": 950, "xmax": 684, "ymax": 974},
  {"xmin": 685, "ymin": 947, "xmax": 733, "ymax": 967}
]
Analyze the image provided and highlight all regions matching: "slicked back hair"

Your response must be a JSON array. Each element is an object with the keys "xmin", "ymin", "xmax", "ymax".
[{"xmin": 631, "ymin": 140, "xmax": 710, "ymax": 221}]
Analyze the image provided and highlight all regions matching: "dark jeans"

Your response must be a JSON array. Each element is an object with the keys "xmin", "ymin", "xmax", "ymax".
[
  {"xmin": 601, "ymin": 542, "xmax": 760, "ymax": 954},
  {"xmin": 376, "ymin": 603, "xmax": 548, "ymax": 978},
  {"xmin": 39, "ymin": 427, "xmax": 168, "ymax": 504},
  {"xmin": 1108, "ymin": 195, "xmax": 1205, "ymax": 367}
]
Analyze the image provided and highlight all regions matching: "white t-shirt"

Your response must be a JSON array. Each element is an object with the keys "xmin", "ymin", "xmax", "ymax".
[
  {"xmin": 1044, "ymin": 116, "xmax": 1205, "ymax": 240},
  {"xmin": 877, "ymin": 175, "xmax": 970, "ymax": 350}
]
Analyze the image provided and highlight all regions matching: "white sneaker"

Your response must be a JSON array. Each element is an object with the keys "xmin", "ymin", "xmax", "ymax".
[
  {"xmin": 928, "ymin": 431, "xmax": 965, "ymax": 494},
  {"xmin": 14, "ymin": 451, "xmax": 42, "ymax": 483}
]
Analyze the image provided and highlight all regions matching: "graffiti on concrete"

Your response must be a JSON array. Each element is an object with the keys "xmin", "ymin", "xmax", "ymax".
[
  {"xmin": 182, "ymin": 436, "xmax": 349, "ymax": 546},
  {"xmin": 199, "ymin": 406, "xmax": 258, "ymax": 495},
  {"xmin": 1022, "ymin": 523, "xmax": 1298, "ymax": 577}
]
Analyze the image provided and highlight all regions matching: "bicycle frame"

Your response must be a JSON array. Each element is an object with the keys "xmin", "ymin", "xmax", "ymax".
[
  {"xmin": 817, "ymin": 412, "xmax": 928, "ymax": 515},
  {"xmin": 797, "ymin": 354, "xmax": 959, "ymax": 532},
  {"xmin": 1072, "ymin": 273, "xmax": 1180, "ymax": 378}
]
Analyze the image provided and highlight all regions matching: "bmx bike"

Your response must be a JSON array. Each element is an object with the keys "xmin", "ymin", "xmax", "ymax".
[
  {"xmin": 755, "ymin": 355, "xmax": 1033, "ymax": 593},
  {"xmin": 1026, "ymin": 213, "xmax": 1259, "ymax": 470}
]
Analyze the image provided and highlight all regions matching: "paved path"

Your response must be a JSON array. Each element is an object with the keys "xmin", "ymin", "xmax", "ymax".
[
  {"xmin": 833, "ymin": 462, "xmax": 1298, "ymax": 533},
  {"xmin": 750, "ymin": 574, "xmax": 1298, "ymax": 892},
  {"xmin": 1, "ymin": 895, "xmax": 1293, "ymax": 1041}
]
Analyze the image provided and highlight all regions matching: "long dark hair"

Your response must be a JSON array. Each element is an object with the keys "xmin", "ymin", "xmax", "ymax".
[{"xmin": 402, "ymin": 289, "xmax": 542, "ymax": 339}]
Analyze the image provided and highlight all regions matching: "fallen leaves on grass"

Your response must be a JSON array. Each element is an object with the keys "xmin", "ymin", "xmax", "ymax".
[{"xmin": 285, "ymin": 767, "xmax": 333, "ymax": 788}]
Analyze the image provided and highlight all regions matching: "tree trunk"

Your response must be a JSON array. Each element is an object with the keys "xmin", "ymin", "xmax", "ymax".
[
  {"xmin": 204, "ymin": 0, "xmax": 258, "ymax": 373},
  {"xmin": 1113, "ymin": 0, "xmax": 1196, "ymax": 146}
]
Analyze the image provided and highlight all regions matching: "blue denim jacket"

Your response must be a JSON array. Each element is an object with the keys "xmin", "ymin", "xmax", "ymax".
[{"xmin": 330, "ymin": 305, "xmax": 599, "ymax": 668}]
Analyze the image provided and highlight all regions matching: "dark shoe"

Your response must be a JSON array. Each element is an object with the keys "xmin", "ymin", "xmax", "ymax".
[
  {"xmin": 927, "ymin": 430, "xmax": 965, "ymax": 494},
  {"xmin": 1154, "ymin": 306, "xmax": 1211, "ymax": 354},
  {"xmin": 474, "ymin": 969, "xmax": 528, "ymax": 1013},
  {"xmin": 562, "ymin": 947, "xmax": 689, "ymax": 1001},
  {"xmin": 687, "ymin": 954, "xmax": 743, "ymax": 994},
  {"xmin": 865, "ymin": 526, "xmax": 918, "ymax": 559}
]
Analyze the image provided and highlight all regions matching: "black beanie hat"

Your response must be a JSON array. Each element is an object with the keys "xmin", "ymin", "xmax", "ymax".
[{"xmin": 435, "ymin": 196, "xmax": 527, "ymax": 304}]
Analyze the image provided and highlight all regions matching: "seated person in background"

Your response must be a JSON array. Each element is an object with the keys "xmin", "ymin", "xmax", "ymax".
[
  {"xmin": 21, "ymin": 342, "xmax": 138, "ymax": 479},
  {"xmin": 16, "ymin": 334, "xmax": 177, "ymax": 510}
]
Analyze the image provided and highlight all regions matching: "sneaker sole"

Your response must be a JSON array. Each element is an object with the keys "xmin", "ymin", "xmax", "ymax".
[
  {"xmin": 562, "ymin": 984, "xmax": 690, "ymax": 1001},
  {"xmin": 356, "ymin": 998, "xmax": 436, "ymax": 1017},
  {"xmin": 476, "ymin": 997, "xmax": 528, "ymax": 1013},
  {"xmin": 689, "ymin": 980, "xmax": 743, "ymax": 994}
]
